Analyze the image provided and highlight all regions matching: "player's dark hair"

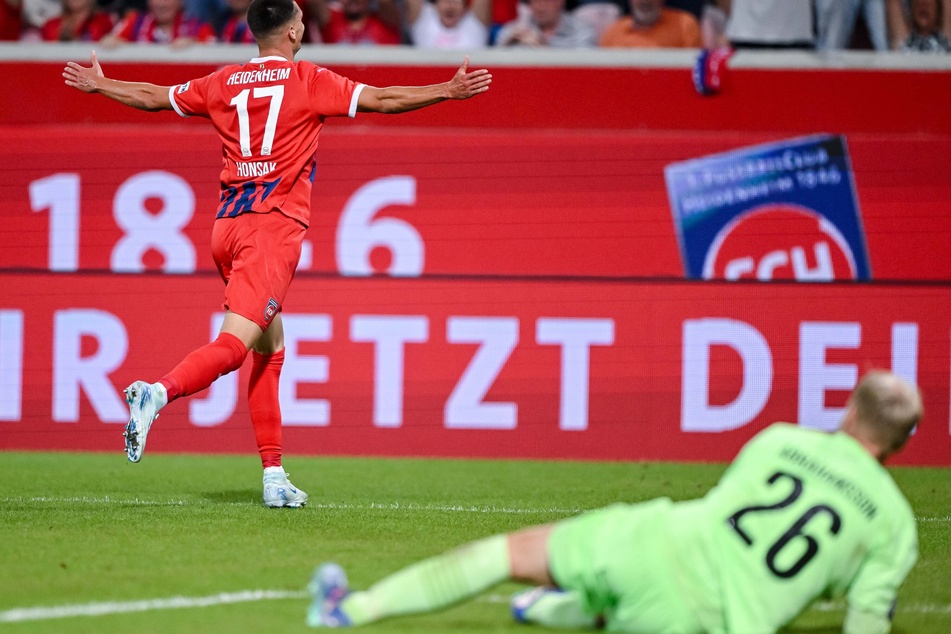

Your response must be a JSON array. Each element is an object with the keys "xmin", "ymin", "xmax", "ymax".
[{"xmin": 247, "ymin": 0, "xmax": 297, "ymax": 40}]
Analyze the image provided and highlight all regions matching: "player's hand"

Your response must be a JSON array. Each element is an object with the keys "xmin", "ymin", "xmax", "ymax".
[
  {"xmin": 63, "ymin": 51, "xmax": 106, "ymax": 93},
  {"xmin": 446, "ymin": 56, "xmax": 491, "ymax": 100}
]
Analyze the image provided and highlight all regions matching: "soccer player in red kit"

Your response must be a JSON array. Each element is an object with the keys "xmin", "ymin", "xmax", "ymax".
[{"xmin": 62, "ymin": 0, "xmax": 491, "ymax": 508}]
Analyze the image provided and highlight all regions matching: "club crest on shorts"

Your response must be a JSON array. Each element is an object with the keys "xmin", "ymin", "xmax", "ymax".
[
  {"xmin": 665, "ymin": 135, "xmax": 871, "ymax": 281},
  {"xmin": 264, "ymin": 298, "xmax": 279, "ymax": 323}
]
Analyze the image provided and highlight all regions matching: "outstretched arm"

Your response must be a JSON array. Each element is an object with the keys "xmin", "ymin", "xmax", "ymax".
[
  {"xmin": 357, "ymin": 57, "xmax": 491, "ymax": 114},
  {"xmin": 63, "ymin": 52, "xmax": 174, "ymax": 112}
]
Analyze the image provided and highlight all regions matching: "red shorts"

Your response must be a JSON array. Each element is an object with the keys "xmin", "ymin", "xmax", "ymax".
[{"xmin": 211, "ymin": 211, "xmax": 306, "ymax": 331}]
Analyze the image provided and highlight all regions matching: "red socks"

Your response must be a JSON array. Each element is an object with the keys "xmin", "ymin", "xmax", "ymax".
[
  {"xmin": 249, "ymin": 349, "xmax": 285, "ymax": 469},
  {"xmin": 160, "ymin": 332, "xmax": 248, "ymax": 401},
  {"xmin": 158, "ymin": 332, "xmax": 284, "ymax": 469}
]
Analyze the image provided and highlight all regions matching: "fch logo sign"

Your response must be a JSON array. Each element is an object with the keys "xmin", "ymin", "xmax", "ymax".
[{"xmin": 665, "ymin": 135, "xmax": 871, "ymax": 281}]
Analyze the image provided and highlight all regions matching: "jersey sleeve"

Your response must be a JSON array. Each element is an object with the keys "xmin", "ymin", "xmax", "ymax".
[
  {"xmin": 844, "ymin": 503, "xmax": 918, "ymax": 634},
  {"xmin": 168, "ymin": 72, "xmax": 215, "ymax": 119},
  {"xmin": 307, "ymin": 64, "xmax": 364, "ymax": 119}
]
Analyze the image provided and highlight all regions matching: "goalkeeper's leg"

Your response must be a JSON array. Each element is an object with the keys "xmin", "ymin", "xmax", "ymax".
[{"xmin": 308, "ymin": 525, "xmax": 559, "ymax": 627}]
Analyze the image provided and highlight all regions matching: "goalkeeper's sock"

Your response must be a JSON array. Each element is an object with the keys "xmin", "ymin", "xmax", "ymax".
[{"xmin": 340, "ymin": 534, "xmax": 511, "ymax": 625}]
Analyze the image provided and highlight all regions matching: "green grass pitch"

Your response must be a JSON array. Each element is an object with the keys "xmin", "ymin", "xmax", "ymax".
[{"xmin": 0, "ymin": 452, "xmax": 948, "ymax": 633}]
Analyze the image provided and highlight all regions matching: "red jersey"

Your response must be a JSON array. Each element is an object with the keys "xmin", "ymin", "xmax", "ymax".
[
  {"xmin": 169, "ymin": 56, "xmax": 364, "ymax": 227},
  {"xmin": 41, "ymin": 11, "xmax": 114, "ymax": 41},
  {"xmin": 112, "ymin": 9, "xmax": 216, "ymax": 43},
  {"xmin": 320, "ymin": 8, "xmax": 401, "ymax": 45}
]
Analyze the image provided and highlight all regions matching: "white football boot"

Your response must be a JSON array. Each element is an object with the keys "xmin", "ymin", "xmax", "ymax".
[
  {"xmin": 263, "ymin": 466, "xmax": 309, "ymax": 508},
  {"xmin": 123, "ymin": 381, "xmax": 166, "ymax": 463}
]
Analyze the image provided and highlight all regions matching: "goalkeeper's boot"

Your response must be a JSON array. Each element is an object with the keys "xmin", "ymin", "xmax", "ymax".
[
  {"xmin": 263, "ymin": 466, "xmax": 309, "ymax": 508},
  {"xmin": 511, "ymin": 586, "xmax": 598, "ymax": 629},
  {"xmin": 306, "ymin": 563, "xmax": 352, "ymax": 628},
  {"xmin": 123, "ymin": 381, "xmax": 166, "ymax": 463}
]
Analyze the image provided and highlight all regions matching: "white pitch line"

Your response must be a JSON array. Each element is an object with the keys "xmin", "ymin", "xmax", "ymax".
[
  {"xmin": 0, "ymin": 496, "xmax": 585, "ymax": 515},
  {"xmin": 0, "ymin": 590, "xmax": 308, "ymax": 623},
  {"xmin": 4, "ymin": 496, "xmax": 949, "ymax": 525},
  {"xmin": 3, "ymin": 591, "xmax": 949, "ymax": 624},
  {"xmin": 811, "ymin": 600, "xmax": 951, "ymax": 615}
]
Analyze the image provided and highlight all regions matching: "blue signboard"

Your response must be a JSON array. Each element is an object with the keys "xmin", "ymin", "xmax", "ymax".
[{"xmin": 665, "ymin": 135, "xmax": 871, "ymax": 281}]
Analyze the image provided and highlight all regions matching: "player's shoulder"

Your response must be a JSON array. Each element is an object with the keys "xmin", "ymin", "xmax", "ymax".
[
  {"xmin": 216, "ymin": 62, "xmax": 247, "ymax": 76},
  {"xmin": 739, "ymin": 423, "xmax": 849, "ymax": 467},
  {"xmin": 874, "ymin": 465, "xmax": 915, "ymax": 520},
  {"xmin": 295, "ymin": 59, "xmax": 325, "ymax": 75},
  {"xmin": 749, "ymin": 421, "xmax": 806, "ymax": 447},
  {"xmin": 289, "ymin": 60, "xmax": 329, "ymax": 81}
]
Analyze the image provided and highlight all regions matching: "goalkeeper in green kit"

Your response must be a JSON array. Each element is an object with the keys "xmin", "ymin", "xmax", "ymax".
[{"xmin": 307, "ymin": 370, "xmax": 921, "ymax": 633}]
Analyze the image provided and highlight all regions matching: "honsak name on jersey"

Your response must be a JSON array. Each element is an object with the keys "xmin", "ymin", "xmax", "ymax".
[
  {"xmin": 226, "ymin": 67, "xmax": 292, "ymax": 86},
  {"xmin": 235, "ymin": 161, "xmax": 277, "ymax": 178},
  {"xmin": 170, "ymin": 56, "xmax": 362, "ymax": 226}
]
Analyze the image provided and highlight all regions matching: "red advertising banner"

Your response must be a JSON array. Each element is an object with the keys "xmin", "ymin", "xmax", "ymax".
[
  {"xmin": 2, "ymin": 125, "xmax": 950, "ymax": 281},
  {"xmin": 1, "ymin": 272, "xmax": 949, "ymax": 465}
]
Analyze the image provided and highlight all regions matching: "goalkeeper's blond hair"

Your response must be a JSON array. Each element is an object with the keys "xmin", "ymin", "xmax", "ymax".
[{"xmin": 850, "ymin": 370, "xmax": 923, "ymax": 454}]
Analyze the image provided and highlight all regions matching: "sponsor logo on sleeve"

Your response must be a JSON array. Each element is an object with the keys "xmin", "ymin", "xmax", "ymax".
[{"xmin": 177, "ymin": 81, "xmax": 191, "ymax": 94}]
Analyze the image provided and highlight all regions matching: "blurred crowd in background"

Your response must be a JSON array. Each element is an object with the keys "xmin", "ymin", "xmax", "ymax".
[{"xmin": 0, "ymin": 0, "xmax": 947, "ymax": 53}]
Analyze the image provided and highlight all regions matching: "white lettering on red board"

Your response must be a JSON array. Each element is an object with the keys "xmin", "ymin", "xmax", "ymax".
[
  {"xmin": 680, "ymin": 319, "xmax": 920, "ymax": 432},
  {"xmin": 1, "ymin": 308, "xmax": 929, "ymax": 436}
]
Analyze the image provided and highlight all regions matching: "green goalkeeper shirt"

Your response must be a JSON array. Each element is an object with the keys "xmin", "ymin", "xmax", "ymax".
[{"xmin": 666, "ymin": 423, "xmax": 918, "ymax": 634}]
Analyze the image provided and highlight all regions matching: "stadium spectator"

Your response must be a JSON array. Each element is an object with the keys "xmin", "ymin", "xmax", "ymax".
[
  {"xmin": 569, "ymin": 0, "xmax": 623, "ymax": 41},
  {"xmin": 665, "ymin": 0, "xmax": 709, "ymax": 19},
  {"xmin": 494, "ymin": 0, "xmax": 596, "ymax": 47},
  {"xmin": 218, "ymin": 0, "xmax": 253, "ymax": 41},
  {"xmin": 670, "ymin": 0, "xmax": 728, "ymax": 49},
  {"xmin": 308, "ymin": 370, "xmax": 921, "ymax": 634},
  {"xmin": 97, "ymin": 0, "xmax": 145, "ymax": 22},
  {"xmin": 0, "ymin": 0, "xmax": 22, "ymax": 39},
  {"xmin": 895, "ymin": 0, "xmax": 950, "ymax": 51},
  {"xmin": 63, "ymin": 0, "xmax": 490, "ymax": 508},
  {"xmin": 20, "ymin": 0, "xmax": 60, "ymax": 36},
  {"xmin": 698, "ymin": 0, "xmax": 727, "ymax": 48},
  {"xmin": 816, "ymin": 0, "xmax": 889, "ymax": 51},
  {"xmin": 100, "ymin": 0, "xmax": 216, "ymax": 45},
  {"xmin": 716, "ymin": 0, "xmax": 814, "ymax": 49},
  {"xmin": 310, "ymin": 0, "xmax": 400, "ymax": 45},
  {"xmin": 183, "ymin": 0, "xmax": 228, "ymax": 32},
  {"xmin": 405, "ymin": 0, "xmax": 490, "ymax": 49},
  {"xmin": 489, "ymin": 0, "xmax": 517, "ymax": 42},
  {"xmin": 41, "ymin": 0, "xmax": 114, "ymax": 40},
  {"xmin": 599, "ymin": 0, "xmax": 702, "ymax": 48}
]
